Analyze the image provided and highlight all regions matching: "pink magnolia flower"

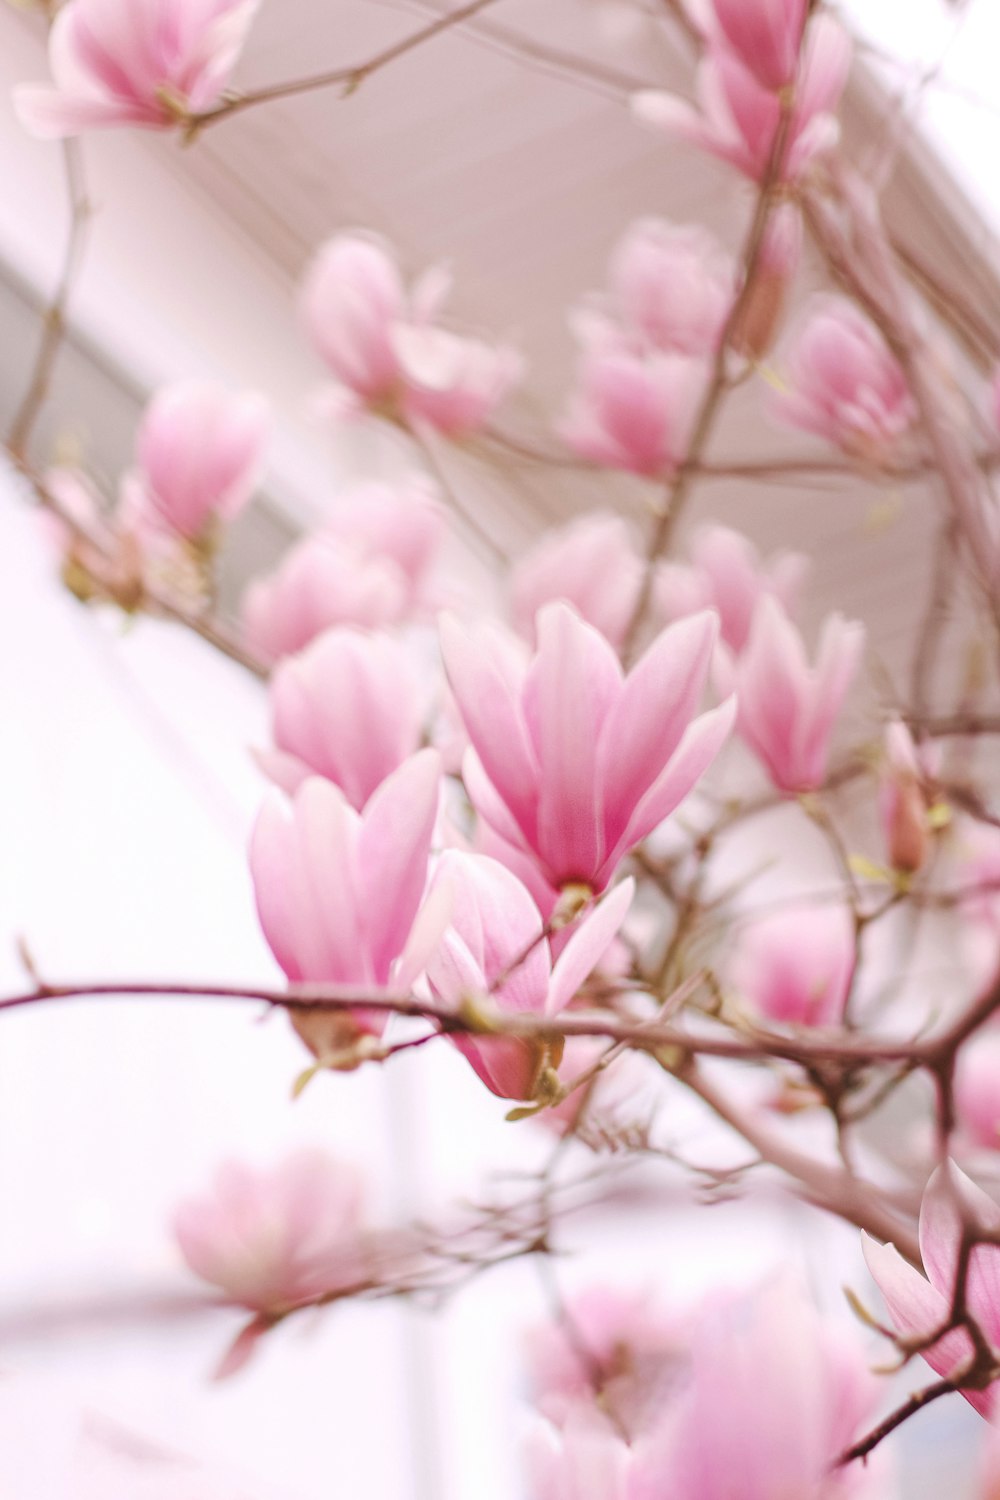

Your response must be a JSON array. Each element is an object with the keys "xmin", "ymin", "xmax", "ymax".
[
  {"xmin": 863, "ymin": 1161, "xmax": 1000, "ymax": 1416},
  {"xmin": 632, "ymin": 16, "xmax": 850, "ymax": 182},
  {"xmin": 249, "ymin": 749, "xmax": 441, "ymax": 1053},
  {"xmin": 733, "ymin": 597, "xmax": 865, "ymax": 793},
  {"xmin": 259, "ymin": 627, "xmax": 425, "ymax": 807},
  {"xmin": 120, "ymin": 379, "xmax": 270, "ymax": 544},
  {"xmin": 878, "ymin": 721, "xmax": 938, "ymax": 875},
  {"xmin": 392, "ymin": 322, "xmax": 524, "ymax": 439},
  {"xmin": 425, "ymin": 850, "xmax": 633, "ymax": 1101},
  {"xmin": 956, "ymin": 1033, "xmax": 1000, "ymax": 1153},
  {"xmin": 441, "ymin": 602, "xmax": 734, "ymax": 892},
  {"xmin": 559, "ymin": 345, "xmax": 707, "ymax": 476},
  {"xmin": 510, "ymin": 512, "xmax": 643, "ymax": 650},
  {"xmin": 704, "ymin": 0, "xmax": 808, "ymax": 92},
  {"xmin": 14, "ymin": 0, "xmax": 259, "ymax": 138},
  {"xmin": 300, "ymin": 235, "xmax": 410, "ymax": 406},
  {"xmin": 727, "ymin": 901, "xmax": 856, "ymax": 1027},
  {"xmin": 174, "ymin": 1150, "xmax": 368, "ymax": 1314},
  {"xmin": 656, "ymin": 523, "xmax": 808, "ymax": 654},
  {"xmin": 772, "ymin": 298, "xmax": 917, "ymax": 461},
  {"xmin": 602, "ymin": 218, "xmax": 732, "ymax": 357}
]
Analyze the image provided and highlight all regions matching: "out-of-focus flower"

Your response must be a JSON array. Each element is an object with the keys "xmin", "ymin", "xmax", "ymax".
[
  {"xmin": 956, "ymin": 1033, "xmax": 1000, "ymax": 1153},
  {"xmin": 441, "ymin": 602, "xmax": 733, "ymax": 892},
  {"xmin": 425, "ymin": 850, "xmax": 633, "ymax": 1101},
  {"xmin": 704, "ymin": 0, "xmax": 808, "ymax": 92},
  {"xmin": 772, "ymin": 298, "xmax": 916, "ymax": 461},
  {"xmin": 559, "ymin": 345, "xmax": 706, "ymax": 476},
  {"xmin": 260, "ymin": 628, "xmax": 425, "ymax": 807},
  {"xmin": 656, "ymin": 523, "xmax": 808, "ymax": 655},
  {"xmin": 14, "ymin": 0, "xmax": 259, "ymax": 138},
  {"xmin": 510, "ymin": 512, "xmax": 643, "ymax": 650},
  {"xmin": 120, "ymin": 379, "xmax": 269, "ymax": 545},
  {"xmin": 632, "ymin": 16, "xmax": 850, "ymax": 183},
  {"xmin": 733, "ymin": 597, "xmax": 865, "ymax": 793},
  {"xmin": 878, "ymin": 721, "xmax": 939, "ymax": 875},
  {"xmin": 600, "ymin": 219, "xmax": 732, "ymax": 357},
  {"xmin": 249, "ymin": 750, "xmax": 441, "ymax": 1054},
  {"xmin": 727, "ymin": 901, "xmax": 856, "ymax": 1027},
  {"xmin": 863, "ymin": 1161, "xmax": 1000, "ymax": 1416},
  {"xmin": 174, "ymin": 1150, "xmax": 368, "ymax": 1314},
  {"xmin": 729, "ymin": 203, "xmax": 803, "ymax": 360},
  {"xmin": 301, "ymin": 232, "xmax": 521, "ymax": 436}
]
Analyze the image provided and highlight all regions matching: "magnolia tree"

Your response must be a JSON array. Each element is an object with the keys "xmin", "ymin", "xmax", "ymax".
[{"xmin": 7, "ymin": 0, "xmax": 1000, "ymax": 1493}]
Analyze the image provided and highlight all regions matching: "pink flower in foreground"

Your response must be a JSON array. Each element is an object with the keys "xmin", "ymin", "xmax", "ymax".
[
  {"xmin": 441, "ymin": 602, "xmax": 734, "ymax": 892},
  {"xmin": 633, "ymin": 16, "xmax": 850, "ymax": 182},
  {"xmin": 249, "ymin": 750, "xmax": 441, "ymax": 1053},
  {"xmin": 734, "ymin": 597, "xmax": 865, "ymax": 793},
  {"xmin": 121, "ymin": 379, "xmax": 270, "ymax": 544},
  {"xmin": 656, "ymin": 523, "xmax": 808, "ymax": 654},
  {"xmin": 510, "ymin": 512, "xmax": 643, "ymax": 650},
  {"xmin": 705, "ymin": 0, "xmax": 808, "ymax": 92},
  {"xmin": 956, "ymin": 1033, "xmax": 1000, "ymax": 1153},
  {"xmin": 260, "ymin": 627, "xmax": 425, "ymax": 807},
  {"xmin": 425, "ymin": 851, "xmax": 633, "ymax": 1101},
  {"xmin": 863, "ymin": 1162, "xmax": 1000, "ymax": 1416},
  {"xmin": 603, "ymin": 218, "xmax": 732, "ymax": 357},
  {"xmin": 559, "ymin": 345, "xmax": 706, "ymax": 476},
  {"xmin": 175, "ymin": 1150, "xmax": 368, "ymax": 1314},
  {"xmin": 14, "ymin": 0, "xmax": 259, "ymax": 138},
  {"xmin": 772, "ymin": 298, "xmax": 916, "ymax": 461},
  {"xmin": 728, "ymin": 902, "xmax": 856, "ymax": 1027}
]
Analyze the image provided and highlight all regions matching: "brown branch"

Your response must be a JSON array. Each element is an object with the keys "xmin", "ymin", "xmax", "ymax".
[{"xmin": 837, "ymin": 1376, "xmax": 960, "ymax": 1465}]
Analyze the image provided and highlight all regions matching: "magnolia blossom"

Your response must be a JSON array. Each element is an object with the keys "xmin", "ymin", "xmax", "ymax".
[
  {"xmin": 510, "ymin": 512, "xmax": 643, "ymax": 649},
  {"xmin": 879, "ymin": 721, "xmax": 938, "ymax": 875},
  {"xmin": 656, "ymin": 523, "xmax": 808, "ymax": 654},
  {"xmin": 425, "ymin": 851, "xmax": 633, "ymax": 1100},
  {"xmin": 301, "ymin": 232, "xmax": 521, "ymax": 436},
  {"xmin": 633, "ymin": 16, "xmax": 850, "ymax": 182},
  {"xmin": 728, "ymin": 901, "xmax": 856, "ymax": 1027},
  {"xmin": 441, "ymin": 602, "xmax": 734, "ymax": 892},
  {"xmin": 249, "ymin": 750, "xmax": 441, "ymax": 1053},
  {"xmin": 956, "ymin": 1033, "xmax": 1000, "ymax": 1153},
  {"xmin": 15, "ymin": 0, "xmax": 259, "ymax": 138},
  {"xmin": 559, "ymin": 345, "xmax": 707, "ymax": 476},
  {"xmin": 772, "ymin": 298, "xmax": 916, "ymax": 460},
  {"xmin": 175, "ymin": 1150, "xmax": 368, "ymax": 1313},
  {"xmin": 704, "ymin": 0, "xmax": 809, "ymax": 92},
  {"xmin": 260, "ymin": 628, "xmax": 424, "ymax": 807},
  {"xmin": 733, "ymin": 597, "xmax": 865, "ymax": 793},
  {"xmin": 601, "ymin": 219, "xmax": 733, "ymax": 357},
  {"xmin": 120, "ymin": 379, "xmax": 270, "ymax": 544},
  {"xmin": 863, "ymin": 1162, "xmax": 1000, "ymax": 1416}
]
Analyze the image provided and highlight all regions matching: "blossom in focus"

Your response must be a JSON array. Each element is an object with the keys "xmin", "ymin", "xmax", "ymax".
[
  {"xmin": 14, "ymin": 0, "xmax": 259, "ymax": 138},
  {"xmin": 600, "ymin": 218, "xmax": 733, "ymax": 357},
  {"xmin": 510, "ymin": 512, "xmax": 643, "ymax": 650},
  {"xmin": 260, "ymin": 627, "xmax": 425, "ymax": 807},
  {"xmin": 863, "ymin": 1161, "xmax": 1000, "ymax": 1416},
  {"xmin": 120, "ymin": 379, "xmax": 270, "ymax": 545},
  {"xmin": 878, "ymin": 720, "xmax": 939, "ymax": 875},
  {"xmin": 656, "ymin": 523, "xmax": 808, "ymax": 654},
  {"xmin": 772, "ymin": 298, "xmax": 916, "ymax": 461},
  {"xmin": 249, "ymin": 749, "xmax": 441, "ymax": 1053},
  {"xmin": 733, "ymin": 597, "xmax": 865, "ymax": 793},
  {"xmin": 727, "ymin": 901, "xmax": 856, "ymax": 1027},
  {"xmin": 441, "ymin": 602, "xmax": 734, "ymax": 891},
  {"xmin": 174, "ymin": 1150, "xmax": 368, "ymax": 1314},
  {"xmin": 301, "ymin": 232, "xmax": 521, "ymax": 435},
  {"xmin": 632, "ymin": 16, "xmax": 851, "ymax": 183},
  {"xmin": 425, "ymin": 850, "xmax": 633, "ymax": 1101},
  {"xmin": 559, "ymin": 345, "xmax": 707, "ymax": 476},
  {"xmin": 956, "ymin": 1033, "xmax": 1000, "ymax": 1153},
  {"xmin": 704, "ymin": 0, "xmax": 808, "ymax": 92}
]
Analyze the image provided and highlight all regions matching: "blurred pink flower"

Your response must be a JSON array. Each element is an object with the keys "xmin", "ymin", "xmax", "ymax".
[
  {"xmin": 441, "ymin": 602, "xmax": 734, "ymax": 891},
  {"xmin": 175, "ymin": 1150, "xmax": 368, "ymax": 1314},
  {"xmin": 956, "ymin": 1033, "xmax": 1000, "ymax": 1153},
  {"xmin": 772, "ymin": 298, "xmax": 916, "ymax": 460},
  {"xmin": 878, "ymin": 720, "xmax": 938, "ymax": 875},
  {"xmin": 656, "ymin": 523, "xmax": 808, "ymax": 654},
  {"xmin": 863, "ymin": 1161, "xmax": 1000, "ymax": 1416},
  {"xmin": 559, "ymin": 345, "xmax": 707, "ymax": 476},
  {"xmin": 733, "ymin": 597, "xmax": 865, "ymax": 793},
  {"xmin": 260, "ymin": 627, "xmax": 424, "ymax": 807},
  {"xmin": 300, "ymin": 234, "xmax": 410, "ymax": 405},
  {"xmin": 15, "ymin": 0, "xmax": 259, "ymax": 137},
  {"xmin": 510, "ymin": 512, "xmax": 643, "ymax": 650},
  {"xmin": 633, "ymin": 16, "xmax": 850, "ymax": 182},
  {"xmin": 393, "ymin": 322, "xmax": 524, "ymax": 438},
  {"xmin": 705, "ymin": 0, "xmax": 808, "ymax": 92},
  {"xmin": 728, "ymin": 901, "xmax": 856, "ymax": 1027},
  {"xmin": 121, "ymin": 379, "xmax": 269, "ymax": 544},
  {"xmin": 425, "ymin": 850, "xmax": 633, "ymax": 1101},
  {"xmin": 601, "ymin": 218, "xmax": 732, "ymax": 357},
  {"xmin": 249, "ymin": 749, "xmax": 441, "ymax": 1051}
]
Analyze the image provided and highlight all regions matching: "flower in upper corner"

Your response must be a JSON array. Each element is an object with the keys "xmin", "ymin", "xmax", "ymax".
[
  {"xmin": 509, "ymin": 511, "xmax": 643, "ymax": 651},
  {"xmin": 119, "ymin": 378, "xmax": 270, "ymax": 547},
  {"xmin": 727, "ymin": 901, "xmax": 856, "ymax": 1027},
  {"xmin": 424, "ymin": 850, "xmax": 633, "ymax": 1102},
  {"xmin": 249, "ymin": 749, "xmax": 441, "ymax": 1056},
  {"xmin": 632, "ymin": 15, "xmax": 850, "ymax": 183},
  {"xmin": 656, "ymin": 523, "xmax": 808, "ymax": 655},
  {"xmin": 863, "ymin": 1161, "xmax": 1000, "ymax": 1416},
  {"xmin": 441, "ymin": 602, "xmax": 734, "ymax": 893},
  {"xmin": 14, "ymin": 0, "xmax": 260, "ymax": 139},
  {"xmin": 771, "ymin": 297, "xmax": 917, "ymax": 463},
  {"xmin": 732, "ymin": 597, "xmax": 865, "ymax": 794},
  {"xmin": 558, "ymin": 344, "xmax": 707, "ymax": 477},
  {"xmin": 174, "ymin": 1149, "xmax": 369, "ymax": 1316}
]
